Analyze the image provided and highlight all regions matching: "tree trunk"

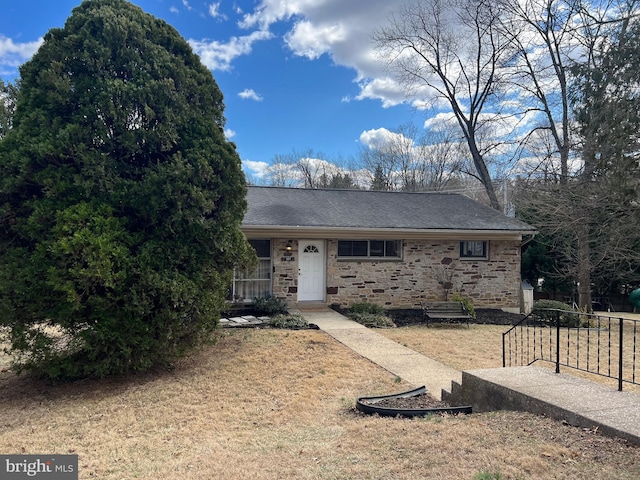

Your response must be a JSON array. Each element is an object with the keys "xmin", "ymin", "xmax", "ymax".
[
  {"xmin": 576, "ymin": 223, "xmax": 592, "ymax": 312},
  {"xmin": 467, "ymin": 132, "xmax": 501, "ymax": 211}
]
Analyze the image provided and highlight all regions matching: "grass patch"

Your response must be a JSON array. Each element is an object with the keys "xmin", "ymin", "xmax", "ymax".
[{"xmin": 474, "ymin": 471, "xmax": 504, "ymax": 480}]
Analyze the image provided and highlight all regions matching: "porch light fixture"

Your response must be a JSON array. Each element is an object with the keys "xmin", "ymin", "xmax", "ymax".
[{"xmin": 284, "ymin": 242, "xmax": 293, "ymax": 252}]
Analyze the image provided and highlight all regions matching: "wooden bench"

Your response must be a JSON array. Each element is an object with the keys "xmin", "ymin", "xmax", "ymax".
[{"xmin": 420, "ymin": 301, "xmax": 472, "ymax": 328}]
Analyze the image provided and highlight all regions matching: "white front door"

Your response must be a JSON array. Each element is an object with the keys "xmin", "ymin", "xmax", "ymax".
[{"xmin": 298, "ymin": 240, "xmax": 325, "ymax": 302}]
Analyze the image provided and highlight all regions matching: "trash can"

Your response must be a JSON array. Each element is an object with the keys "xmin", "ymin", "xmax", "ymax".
[
  {"xmin": 522, "ymin": 280, "xmax": 534, "ymax": 314},
  {"xmin": 630, "ymin": 288, "xmax": 640, "ymax": 311}
]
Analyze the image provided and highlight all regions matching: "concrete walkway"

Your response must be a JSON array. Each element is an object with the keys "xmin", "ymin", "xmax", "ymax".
[
  {"xmin": 296, "ymin": 308, "xmax": 462, "ymax": 400},
  {"xmin": 296, "ymin": 307, "xmax": 640, "ymax": 446}
]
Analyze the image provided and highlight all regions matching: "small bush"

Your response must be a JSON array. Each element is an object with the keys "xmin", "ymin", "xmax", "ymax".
[
  {"xmin": 347, "ymin": 302, "xmax": 394, "ymax": 328},
  {"xmin": 450, "ymin": 293, "xmax": 476, "ymax": 319},
  {"xmin": 348, "ymin": 312, "xmax": 396, "ymax": 328},
  {"xmin": 349, "ymin": 302, "xmax": 386, "ymax": 315},
  {"xmin": 253, "ymin": 295, "xmax": 288, "ymax": 316},
  {"xmin": 533, "ymin": 299, "xmax": 582, "ymax": 327},
  {"xmin": 268, "ymin": 314, "xmax": 309, "ymax": 329}
]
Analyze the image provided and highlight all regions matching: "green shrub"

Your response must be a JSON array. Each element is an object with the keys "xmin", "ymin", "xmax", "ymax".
[
  {"xmin": 474, "ymin": 471, "xmax": 503, "ymax": 480},
  {"xmin": 253, "ymin": 295, "xmax": 288, "ymax": 316},
  {"xmin": 533, "ymin": 300, "xmax": 582, "ymax": 327},
  {"xmin": 349, "ymin": 302, "xmax": 386, "ymax": 315},
  {"xmin": 268, "ymin": 314, "xmax": 309, "ymax": 329},
  {"xmin": 348, "ymin": 312, "xmax": 396, "ymax": 328},
  {"xmin": 450, "ymin": 293, "xmax": 476, "ymax": 319},
  {"xmin": 0, "ymin": 0, "xmax": 255, "ymax": 380},
  {"xmin": 346, "ymin": 302, "xmax": 394, "ymax": 328}
]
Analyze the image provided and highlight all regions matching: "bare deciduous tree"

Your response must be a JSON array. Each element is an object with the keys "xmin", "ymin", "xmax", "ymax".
[
  {"xmin": 496, "ymin": 0, "xmax": 582, "ymax": 184},
  {"xmin": 516, "ymin": 1, "xmax": 640, "ymax": 309},
  {"xmin": 265, "ymin": 150, "xmax": 360, "ymax": 189},
  {"xmin": 358, "ymin": 124, "xmax": 465, "ymax": 192},
  {"xmin": 375, "ymin": 0, "xmax": 511, "ymax": 209}
]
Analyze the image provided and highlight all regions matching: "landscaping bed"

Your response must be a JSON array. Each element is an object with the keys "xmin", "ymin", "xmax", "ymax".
[
  {"xmin": 365, "ymin": 391, "xmax": 449, "ymax": 409},
  {"xmin": 386, "ymin": 308, "xmax": 525, "ymax": 327},
  {"xmin": 356, "ymin": 386, "xmax": 470, "ymax": 416}
]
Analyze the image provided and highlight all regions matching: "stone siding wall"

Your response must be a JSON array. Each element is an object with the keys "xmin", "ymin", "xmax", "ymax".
[
  {"xmin": 271, "ymin": 238, "xmax": 299, "ymax": 305},
  {"xmin": 269, "ymin": 238, "xmax": 522, "ymax": 310}
]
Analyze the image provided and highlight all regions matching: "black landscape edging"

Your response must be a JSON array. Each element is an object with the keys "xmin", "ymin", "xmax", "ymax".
[{"xmin": 356, "ymin": 385, "xmax": 472, "ymax": 418}]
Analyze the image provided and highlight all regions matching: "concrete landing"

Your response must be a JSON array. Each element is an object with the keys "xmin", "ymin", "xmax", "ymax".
[{"xmin": 444, "ymin": 366, "xmax": 640, "ymax": 446}]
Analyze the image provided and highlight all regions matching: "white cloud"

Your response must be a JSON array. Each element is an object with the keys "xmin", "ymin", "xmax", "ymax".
[
  {"xmin": 0, "ymin": 36, "xmax": 43, "ymax": 75},
  {"xmin": 285, "ymin": 20, "xmax": 346, "ymax": 60},
  {"xmin": 182, "ymin": 0, "xmax": 193, "ymax": 11},
  {"xmin": 170, "ymin": 6, "xmax": 179, "ymax": 14},
  {"xmin": 239, "ymin": 0, "xmax": 308, "ymax": 30},
  {"xmin": 238, "ymin": 89, "xmax": 263, "ymax": 101},
  {"xmin": 239, "ymin": 1, "xmax": 401, "ymax": 99},
  {"xmin": 208, "ymin": 2, "xmax": 226, "ymax": 19},
  {"xmin": 359, "ymin": 127, "xmax": 412, "ymax": 150},
  {"xmin": 243, "ymin": 159, "xmax": 270, "ymax": 179},
  {"xmin": 424, "ymin": 113, "xmax": 459, "ymax": 132},
  {"xmin": 224, "ymin": 128, "xmax": 236, "ymax": 139},
  {"xmin": 355, "ymin": 77, "xmax": 406, "ymax": 108},
  {"xmin": 189, "ymin": 29, "xmax": 272, "ymax": 71}
]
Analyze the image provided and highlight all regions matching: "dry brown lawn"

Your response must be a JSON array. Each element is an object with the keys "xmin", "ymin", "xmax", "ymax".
[
  {"xmin": 379, "ymin": 324, "xmax": 507, "ymax": 371},
  {"xmin": 1, "ymin": 326, "xmax": 639, "ymax": 479}
]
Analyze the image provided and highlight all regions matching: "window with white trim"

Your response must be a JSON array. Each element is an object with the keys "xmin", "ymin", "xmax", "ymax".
[
  {"xmin": 460, "ymin": 240, "xmax": 488, "ymax": 259},
  {"xmin": 337, "ymin": 240, "xmax": 402, "ymax": 259},
  {"xmin": 231, "ymin": 239, "xmax": 271, "ymax": 302}
]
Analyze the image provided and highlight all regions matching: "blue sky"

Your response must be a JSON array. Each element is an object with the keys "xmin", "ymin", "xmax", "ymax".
[{"xmin": 0, "ymin": 0, "xmax": 428, "ymax": 181}]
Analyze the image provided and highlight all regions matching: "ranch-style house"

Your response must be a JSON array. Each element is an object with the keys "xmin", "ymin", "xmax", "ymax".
[{"xmin": 235, "ymin": 186, "xmax": 536, "ymax": 313}]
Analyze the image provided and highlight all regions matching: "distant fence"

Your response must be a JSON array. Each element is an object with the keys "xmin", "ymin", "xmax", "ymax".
[{"xmin": 503, "ymin": 309, "xmax": 639, "ymax": 391}]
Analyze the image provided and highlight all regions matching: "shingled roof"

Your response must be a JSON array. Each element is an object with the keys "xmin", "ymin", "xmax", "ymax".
[{"xmin": 242, "ymin": 186, "xmax": 536, "ymax": 239}]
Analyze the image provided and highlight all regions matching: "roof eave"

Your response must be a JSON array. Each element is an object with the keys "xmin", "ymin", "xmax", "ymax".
[{"xmin": 240, "ymin": 225, "xmax": 536, "ymax": 241}]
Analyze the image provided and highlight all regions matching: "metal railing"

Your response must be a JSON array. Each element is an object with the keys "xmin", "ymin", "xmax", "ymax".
[{"xmin": 503, "ymin": 309, "xmax": 639, "ymax": 391}]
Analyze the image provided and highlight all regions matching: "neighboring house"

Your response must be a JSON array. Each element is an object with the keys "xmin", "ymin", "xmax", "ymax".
[{"xmin": 236, "ymin": 186, "xmax": 536, "ymax": 313}]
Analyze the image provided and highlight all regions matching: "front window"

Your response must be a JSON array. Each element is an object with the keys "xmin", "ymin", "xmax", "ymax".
[
  {"xmin": 337, "ymin": 240, "xmax": 402, "ymax": 259},
  {"xmin": 231, "ymin": 239, "xmax": 271, "ymax": 302},
  {"xmin": 460, "ymin": 240, "xmax": 488, "ymax": 259}
]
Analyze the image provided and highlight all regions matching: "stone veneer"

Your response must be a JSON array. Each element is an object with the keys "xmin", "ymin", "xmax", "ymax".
[{"xmin": 270, "ymin": 238, "xmax": 522, "ymax": 311}]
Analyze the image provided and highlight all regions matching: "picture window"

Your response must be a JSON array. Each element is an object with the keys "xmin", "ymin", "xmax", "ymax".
[{"xmin": 337, "ymin": 240, "xmax": 402, "ymax": 259}]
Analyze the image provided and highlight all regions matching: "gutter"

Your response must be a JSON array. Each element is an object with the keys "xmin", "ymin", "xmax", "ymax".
[
  {"xmin": 520, "ymin": 232, "xmax": 537, "ymax": 247},
  {"xmin": 241, "ymin": 225, "xmax": 537, "ymax": 242}
]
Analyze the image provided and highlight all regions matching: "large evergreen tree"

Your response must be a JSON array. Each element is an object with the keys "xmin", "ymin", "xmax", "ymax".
[{"xmin": 0, "ymin": 0, "xmax": 253, "ymax": 379}]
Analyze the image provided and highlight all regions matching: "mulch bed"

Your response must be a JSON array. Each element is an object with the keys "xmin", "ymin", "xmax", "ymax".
[
  {"xmin": 360, "ymin": 392, "xmax": 451, "ymax": 410},
  {"xmin": 386, "ymin": 308, "xmax": 525, "ymax": 327}
]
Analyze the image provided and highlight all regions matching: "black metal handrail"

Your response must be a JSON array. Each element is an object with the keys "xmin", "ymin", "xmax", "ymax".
[{"xmin": 502, "ymin": 308, "xmax": 639, "ymax": 391}]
